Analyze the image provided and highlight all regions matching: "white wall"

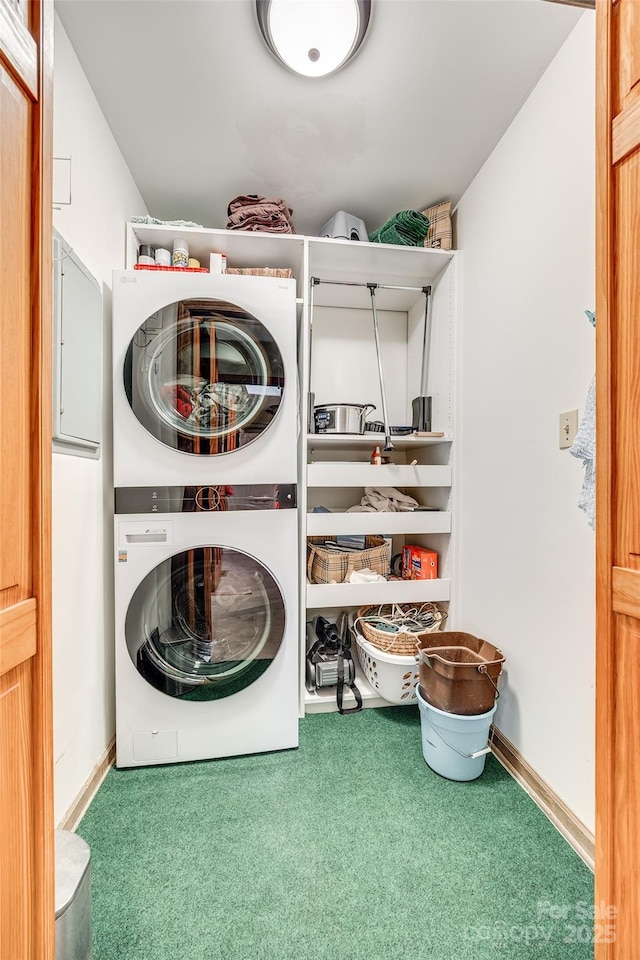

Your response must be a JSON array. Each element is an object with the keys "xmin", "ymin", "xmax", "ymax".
[
  {"xmin": 52, "ymin": 14, "xmax": 146, "ymax": 824},
  {"xmin": 455, "ymin": 14, "xmax": 595, "ymax": 830}
]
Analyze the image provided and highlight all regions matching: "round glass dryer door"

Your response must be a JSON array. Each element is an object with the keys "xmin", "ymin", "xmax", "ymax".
[
  {"xmin": 124, "ymin": 298, "xmax": 285, "ymax": 455},
  {"xmin": 126, "ymin": 547, "xmax": 286, "ymax": 700}
]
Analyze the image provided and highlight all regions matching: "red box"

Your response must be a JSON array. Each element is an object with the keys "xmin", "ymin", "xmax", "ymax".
[{"xmin": 402, "ymin": 545, "xmax": 438, "ymax": 580}]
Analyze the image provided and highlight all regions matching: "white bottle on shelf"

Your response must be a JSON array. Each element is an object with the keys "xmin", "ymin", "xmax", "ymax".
[{"xmin": 172, "ymin": 238, "xmax": 189, "ymax": 268}]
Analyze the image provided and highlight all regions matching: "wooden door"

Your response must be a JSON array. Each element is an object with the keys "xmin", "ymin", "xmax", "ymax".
[
  {"xmin": 0, "ymin": 2, "xmax": 53, "ymax": 959},
  {"xmin": 596, "ymin": 1, "xmax": 640, "ymax": 956}
]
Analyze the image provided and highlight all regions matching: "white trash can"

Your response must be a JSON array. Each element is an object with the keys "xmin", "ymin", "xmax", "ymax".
[{"xmin": 55, "ymin": 830, "xmax": 93, "ymax": 960}]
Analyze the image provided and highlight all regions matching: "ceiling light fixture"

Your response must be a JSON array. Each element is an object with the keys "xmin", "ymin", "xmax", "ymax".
[{"xmin": 256, "ymin": 0, "xmax": 371, "ymax": 78}]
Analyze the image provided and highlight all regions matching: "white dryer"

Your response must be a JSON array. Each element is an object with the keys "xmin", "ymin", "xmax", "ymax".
[
  {"xmin": 114, "ymin": 484, "xmax": 298, "ymax": 767},
  {"xmin": 112, "ymin": 272, "xmax": 297, "ymax": 486}
]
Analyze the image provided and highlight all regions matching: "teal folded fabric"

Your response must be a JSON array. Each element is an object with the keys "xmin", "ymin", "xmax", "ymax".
[{"xmin": 369, "ymin": 210, "xmax": 431, "ymax": 246}]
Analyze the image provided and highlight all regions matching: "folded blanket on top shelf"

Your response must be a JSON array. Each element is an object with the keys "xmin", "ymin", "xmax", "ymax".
[
  {"xmin": 368, "ymin": 210, "xmax": 431, "ymax": 247},
  {"xmin": 226, "ymin": 195, "xmax": 296, "ymax": 234}
]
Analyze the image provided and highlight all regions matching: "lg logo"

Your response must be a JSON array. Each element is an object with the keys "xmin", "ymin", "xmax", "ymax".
[{"xmin": 120, "ymin": 275, "xmax": 137, "ymax": 284}]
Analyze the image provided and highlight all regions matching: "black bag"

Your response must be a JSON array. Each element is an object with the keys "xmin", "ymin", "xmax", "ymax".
[{"xmin": 305, "ymin": 616, "xmax": 362, "ymax": 715}]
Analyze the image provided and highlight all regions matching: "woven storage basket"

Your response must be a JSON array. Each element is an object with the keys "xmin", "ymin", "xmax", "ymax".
[
  {"xmin": 355, "ymin": 603, "xmax": 446, "ymax": 656},
  {"xmin": 306, "ymin": 536, "xmax": 389, "ymax": 585}
]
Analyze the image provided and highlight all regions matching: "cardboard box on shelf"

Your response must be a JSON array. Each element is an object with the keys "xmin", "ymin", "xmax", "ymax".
[{"xmin": 402, "ymin": 545, "xmax": 438, "ymax": 580}]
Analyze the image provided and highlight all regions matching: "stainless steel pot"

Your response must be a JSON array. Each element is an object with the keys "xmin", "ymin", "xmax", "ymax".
[{"xmin": 313, "ymin": 403, "xmax": 376, "ymax": 434}]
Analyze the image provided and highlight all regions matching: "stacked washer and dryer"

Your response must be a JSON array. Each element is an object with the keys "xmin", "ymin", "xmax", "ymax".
[{"xmin": 112, "ymin": 271, "xmax": 299, "ymax": 767}]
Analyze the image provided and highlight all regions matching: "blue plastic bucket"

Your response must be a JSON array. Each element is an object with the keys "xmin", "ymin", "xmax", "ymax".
[{"xmin": 417, "ymin": 686, "xmax": 496, "ymax": 781}]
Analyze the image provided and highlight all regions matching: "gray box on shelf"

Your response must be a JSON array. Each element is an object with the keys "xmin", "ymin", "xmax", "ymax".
[
  {"xmin": 318, "ymin": 211, "xmax": 368, "ymax": 242},
  {"xmin": 55, "ymin": 829, "xmax": 93, "ymax": 960}
]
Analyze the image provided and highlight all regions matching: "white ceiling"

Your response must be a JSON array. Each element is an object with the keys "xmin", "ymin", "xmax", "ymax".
[{"xmin": 55, "ymin": 0, "xmax": 584, "ymax": 237}]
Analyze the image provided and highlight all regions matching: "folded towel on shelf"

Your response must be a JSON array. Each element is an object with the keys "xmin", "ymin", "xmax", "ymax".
[
  {"xmin": 131, "ymin": 215, "xmax": 203, "ymax": 227},
  {"xmin": 228, "ymin": 194, "xmax": 270, "ymax": 212},
  {"xmin": 226, "ymin": 195, "xmax": 296, "ymax": 234},
  {"xmin": 347, "ymin": 486, "xmax": 420, "ymax": 513},
  {"xmin": 227, "ymin": 215, "xmax": 293, "ymax": 234},
  {"xmin": 348, "ymin": 567, "xmax": 387, "ymax": 583},
  {"xmin": 369, "ymin": 210, "xmax": 430, "ymax": 247},
  {"xmin": 570, "ymin": 376, "xmax": 595, "ymax": 530}
]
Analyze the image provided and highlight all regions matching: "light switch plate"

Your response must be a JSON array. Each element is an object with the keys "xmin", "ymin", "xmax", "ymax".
[{"xmin": 559, "ymin": 409, "xmax": 579, "ymax": 449}]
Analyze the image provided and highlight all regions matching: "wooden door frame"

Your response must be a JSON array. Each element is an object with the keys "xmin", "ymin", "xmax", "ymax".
[
  {"xmin": 0, "ymin": 0, "xmax": 54, "ymax": 956},
  {"xmin": 594, "ymin": 0, "xmax": 640, "ymax": 955},
  {"xmin": 594, "ymin": 3, "xmax": 613, "ymax": 956},
  {"xmin": 31, "ymin": 1, "xmax": 54, "ymax": 956}
]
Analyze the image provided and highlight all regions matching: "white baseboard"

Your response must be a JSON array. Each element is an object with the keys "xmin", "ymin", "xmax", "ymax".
[
  {"xmin": 57, "ymin": 738, "xmax": 115, "ymax": 832},
  {"xmin": 490, "ymin": 726, "xmax": 594, "ymax": 872}
]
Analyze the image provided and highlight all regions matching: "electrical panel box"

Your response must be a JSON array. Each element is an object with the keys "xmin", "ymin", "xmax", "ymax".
[{"xmin": 53, "ymin": 231, "xmax": 102, "ymax": 458}]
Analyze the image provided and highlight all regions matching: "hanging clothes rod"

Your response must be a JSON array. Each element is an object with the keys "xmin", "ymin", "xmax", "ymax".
[{"xmin": 311, "ymin": 277, "xmax": 431, "ymax": 294}]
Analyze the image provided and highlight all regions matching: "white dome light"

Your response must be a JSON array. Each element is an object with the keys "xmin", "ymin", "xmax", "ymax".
[{"xmin": 256, "ymin": 0, "xmax": 371, "ymax": 78}]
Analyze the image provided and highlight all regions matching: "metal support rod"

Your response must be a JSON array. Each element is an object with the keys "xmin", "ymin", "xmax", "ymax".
[
  {"xmin": 419, "ymin": 285, "xmax": 433, "ymax": 396},
  {"xmin": 310, "ymin": 276, "xmax": 428, "ymax": 294},
  {"xmin": 308, "ymin": 278, "xmax": 319, "ymax": 433},
  {"xmin": 368, "ymin": 285, "xmax": 394, "ymax": 453}
]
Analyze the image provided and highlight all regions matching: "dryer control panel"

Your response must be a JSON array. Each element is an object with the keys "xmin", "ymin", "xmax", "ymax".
[{"xmin": 115, "ymin": 483, "xmax": 296, "ymax": 514}]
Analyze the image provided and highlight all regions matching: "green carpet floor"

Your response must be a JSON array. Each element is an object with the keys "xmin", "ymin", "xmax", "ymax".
[{"xmin": 78, "ymin": 708, "xmax": 594, "ymax": 960}]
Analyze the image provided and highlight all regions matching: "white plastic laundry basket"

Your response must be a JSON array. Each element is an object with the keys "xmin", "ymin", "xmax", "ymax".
[
  {"xmin": 355, "ymin": 632, "xmax": 419, "ymax": 704},
  {"xmin": 417, "ymin": 686, "xmax": 495, "ymax": 781}
]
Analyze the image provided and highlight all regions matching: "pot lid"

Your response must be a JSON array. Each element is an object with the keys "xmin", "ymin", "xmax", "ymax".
[{"xmin": 314, "ymin": 402, "xmax": 376, "ymax": 410}]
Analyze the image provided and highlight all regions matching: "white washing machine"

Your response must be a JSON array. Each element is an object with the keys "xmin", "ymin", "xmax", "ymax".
[
  {"xmin": 114, "ymin": 484, "xmax": 298, "ymax": 767},
  {"xmin": 112, "ymin": 272, "xmax": 298, "ymax": 486}
]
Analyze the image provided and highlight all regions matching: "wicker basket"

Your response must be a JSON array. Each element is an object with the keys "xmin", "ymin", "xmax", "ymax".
[
  {"xmin": 306, "ymin": 536, "xmax": 389, "ymax": 585},
  {"xmin": 355, "ymin": 603, "xmax": 446, "ymax": 656}
]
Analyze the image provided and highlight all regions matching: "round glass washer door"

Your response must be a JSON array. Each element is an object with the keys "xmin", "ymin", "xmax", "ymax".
[
  {"xmin": 124, "ymin": 298, "xmax": 285, "ymax": 455},
  {"xmin": 126, "ymin": 546, "xmax": 286, "ymax": 701}
]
